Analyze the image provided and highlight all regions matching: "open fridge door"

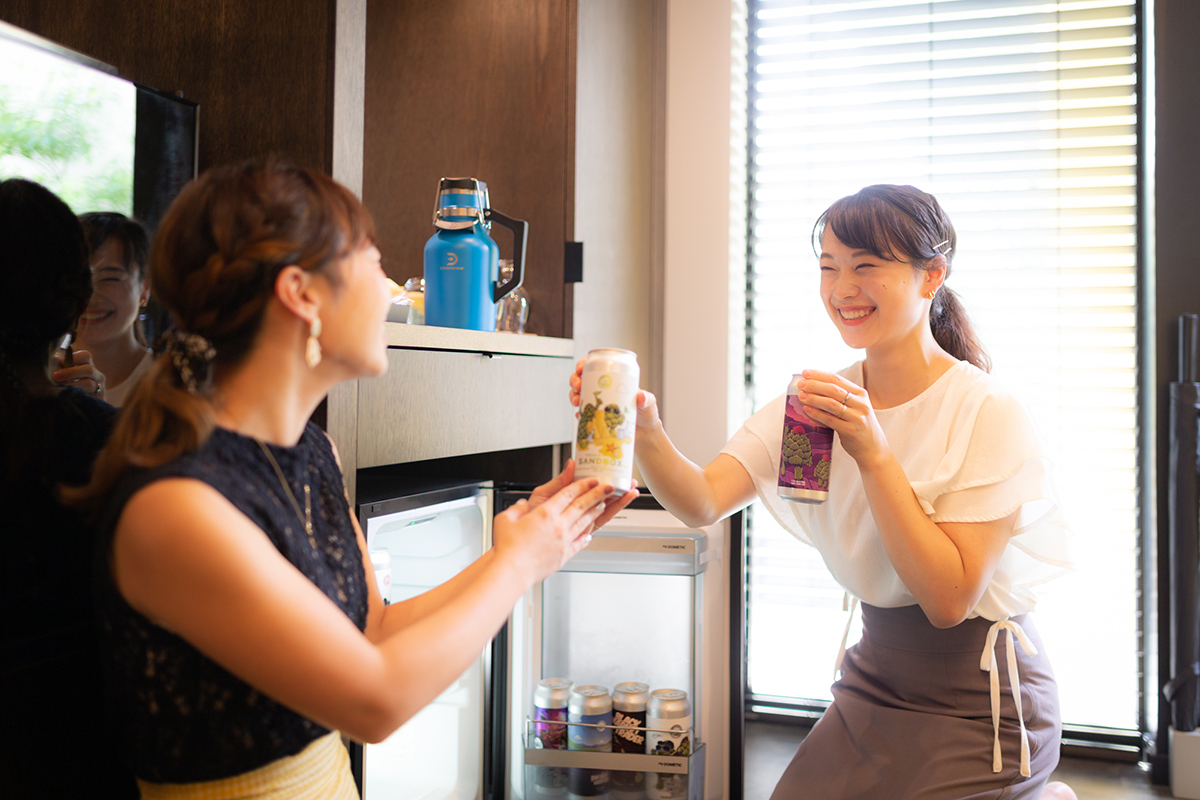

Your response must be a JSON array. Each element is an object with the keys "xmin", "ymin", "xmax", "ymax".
[{"xmin": 355, "ymin": 483, "xmax": 493, "ymax": 800}]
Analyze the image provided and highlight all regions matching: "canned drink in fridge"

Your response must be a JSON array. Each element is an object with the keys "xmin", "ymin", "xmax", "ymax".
[
  {"xmin": 647, "ymin": 772, "xmax": 688, "ymax": 800},
  {"xmin": 534, "ymin": 678, "xmax": 573, "ymax": 750},
  {"xmin": 531, "ymin": 766, "xmax": 568, "ymax": 799},
  {"xmin": 777, "ymin": 374, "xmax": 833, "ymax": 503},
  {"xmin": 567, "ymin": 685, "xmax": 613, "ymax": 752},
  {"xmin": 574, "ymin": 348, "xmax": 640, "ymax": 493},
  {"xmin": 611, "ymin": 681, "xmax": 649, "ymax": 754},
  {"xmin": 645, "ymin": 689, "xmax": 691, "ymax": 756},
  {"xmin": 567, "ymin": 767, "xmax": 612, "ymax": 799},
  {"xmin": 610, "ymin": 769, "xmax": 646, "ymax": 797}
]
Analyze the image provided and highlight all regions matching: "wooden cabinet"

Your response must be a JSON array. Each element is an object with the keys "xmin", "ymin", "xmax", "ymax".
[
  {"xmin": 357, "ymin": 325, "xmax": 574, "ymax": 468},
  {"xmin": 0, "ymin": 0, "xmax": 336, "ymax": 174},
  {"xmin": 363, "ymin": 0, "xmax": 577, "ymax": 339}
]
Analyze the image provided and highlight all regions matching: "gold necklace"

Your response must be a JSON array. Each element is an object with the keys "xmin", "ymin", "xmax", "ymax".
[{"xmin": 257, "ymin": 439, "xmax": 313, "ymax": 539}]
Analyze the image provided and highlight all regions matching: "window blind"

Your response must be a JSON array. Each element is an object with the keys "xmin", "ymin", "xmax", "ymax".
[{"xmin": 746, "ymin": 0, "xmax": 1139, "ymax": 730}]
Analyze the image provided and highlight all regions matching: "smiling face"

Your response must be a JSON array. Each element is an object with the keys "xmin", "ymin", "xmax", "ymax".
[
  {"xmin": 313, "ymin": 242, "xmax": 391, "ymax": 379},
  {"xmin": 818, "ymin": 228, "xmax": 941, "ymax": 354},
  {"xmin": 76, "ymin": 237, "xmax": 148, "ymax": 349}
]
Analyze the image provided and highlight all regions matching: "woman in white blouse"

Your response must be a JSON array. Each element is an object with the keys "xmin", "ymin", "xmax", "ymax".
[{"xmin": 572, "ymin": 185, "xmax": 1076, "ymax": 799}]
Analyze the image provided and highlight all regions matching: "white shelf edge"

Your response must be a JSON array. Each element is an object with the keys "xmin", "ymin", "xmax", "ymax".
[{"xmin": 385, "ymin": 322, "xmax": 574, "ymax": 358}]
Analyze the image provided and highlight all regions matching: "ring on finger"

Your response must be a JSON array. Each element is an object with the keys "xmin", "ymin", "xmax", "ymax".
[{"xmin": 841, "ymin": 389, "xmax": 851, "ymax": 405}]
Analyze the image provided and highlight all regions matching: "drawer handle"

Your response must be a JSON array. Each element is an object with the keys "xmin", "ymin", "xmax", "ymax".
[{"xmin": 481, "ymin": 352, "xmax": 502, "ymax": 360}]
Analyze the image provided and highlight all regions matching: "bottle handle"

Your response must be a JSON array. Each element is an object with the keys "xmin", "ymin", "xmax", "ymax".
[{"xmin": 484, "ymin": 208, "xmax": 528, "ymax": 303}]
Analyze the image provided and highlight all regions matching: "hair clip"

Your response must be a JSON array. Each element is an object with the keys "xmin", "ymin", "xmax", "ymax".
[{"xmin": 933, "ymin": 239, "xmax": 953, "ymax": 256}]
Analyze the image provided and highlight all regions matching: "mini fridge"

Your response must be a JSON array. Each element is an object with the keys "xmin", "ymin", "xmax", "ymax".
[
  {"xmin": 350, "ymin": 483, "xmax": 740, "ymax": 800},
  {"xmin": 500, "ymin": 500, "xmax": 732, "ymax": 800}
]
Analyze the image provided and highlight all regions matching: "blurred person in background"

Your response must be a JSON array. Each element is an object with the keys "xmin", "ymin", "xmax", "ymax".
[
  {"xmin": 75, "ymin": 212, "xmax": 153, "ymax": 406},
  {"xmin": 0, "ymin": 177, "xmax": 136, "ymax": 798}
]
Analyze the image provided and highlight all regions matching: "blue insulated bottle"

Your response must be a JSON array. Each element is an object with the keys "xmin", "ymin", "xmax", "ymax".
[{"xmin": 423, "ymin": 178, "xmax": 528, "ymax": 331}]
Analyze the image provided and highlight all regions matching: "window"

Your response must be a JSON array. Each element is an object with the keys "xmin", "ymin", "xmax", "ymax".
[{"xmin": 746, "ymin": 0, "xmax": 1140, "ymax": 732}]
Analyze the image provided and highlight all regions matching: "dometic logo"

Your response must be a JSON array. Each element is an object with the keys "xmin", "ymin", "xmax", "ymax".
[
  {"xmin": 443, "ymin": 252, "xmax": 463, "ymax": 270},
  {"xmin": 662, "ymin": 544, "xmax": 686, "ymax": 550},
  {"xmin": 657, "ymin": 761, "xmax": 681, "ymax": 767}
]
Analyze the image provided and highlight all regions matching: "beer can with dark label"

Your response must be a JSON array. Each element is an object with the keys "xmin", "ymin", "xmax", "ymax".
[
  {"xmin": 567, "ymin": 685, "xmax": 613, "ymax": 752},
  {"xmin": 611, "ymin": 681, "xmax": 649, "ymax": 754},
  {"xmin": 574, "ymin": 348, "xmax": 640, "ymax": 493},
  {"xmin": 534, "ymin": 678, "xmax": 573, "ymax": 750},
  {"xmin": 567, "ymin": 767, "xmax": 612, "ymax": 799},
  {"xmin": 777, "ymin": 374, "xmax": 833, "ymax": 503},
  {"xmin": 645, "ymin": 689, "xmax": 691, "ymax": 757}
]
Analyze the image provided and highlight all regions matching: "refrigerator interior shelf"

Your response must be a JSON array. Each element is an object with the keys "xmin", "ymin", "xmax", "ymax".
[
  {"xmin": 562, "ymin": 530, "xmax": 714, "ymax": 576},
  {"xmin": 524, "ymin": 718, "xmax": 696, "ymax": 735},
  {"xmin": 522, "ymin": 741, "xmax": 706, "ymax": 776}
]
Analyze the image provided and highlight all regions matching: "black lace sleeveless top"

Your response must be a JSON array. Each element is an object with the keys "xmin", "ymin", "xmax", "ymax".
[{"xmin": 94, "ymin": 422, "xmax": 368, "ymax": 783}]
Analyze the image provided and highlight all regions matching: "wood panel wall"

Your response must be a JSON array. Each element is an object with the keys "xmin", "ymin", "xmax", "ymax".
[
  {"xmin": 0, "ymin": 0, "xmax": 335, "ymax": 173},
  {"xmin": 363, "ymin": 0, "xmax": 577, "ymax": 339}
]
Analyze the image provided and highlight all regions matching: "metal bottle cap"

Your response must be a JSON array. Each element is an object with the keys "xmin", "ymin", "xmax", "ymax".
[
  {"xmin": 612, "ymin": 682, "xmax": 650, "ymax": 712},
  {"xmin": 568, "ymin": 685, "xmax": 612, "ymax": 716},
  {"xmin": 535, "ymin": 678, "xmax": 574, "ymax": 709},
  {"xmin": 648, "ymin": 689, "xmax": 690, "ymax": 719}
]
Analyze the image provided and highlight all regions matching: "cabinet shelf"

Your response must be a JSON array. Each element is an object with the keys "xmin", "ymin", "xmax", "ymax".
[{"xmin": 385, "ymin": 322, "xmax": 574, "ymax": 358}]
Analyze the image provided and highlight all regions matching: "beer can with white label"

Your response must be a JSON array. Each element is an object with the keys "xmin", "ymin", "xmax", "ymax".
[
  {"xmin": 645, "ymin": 689, "xmax": 691, "ymax": 757},
  {"xmin": 574, "ymin": 348, "xmax": 640, "ymax": 493}
]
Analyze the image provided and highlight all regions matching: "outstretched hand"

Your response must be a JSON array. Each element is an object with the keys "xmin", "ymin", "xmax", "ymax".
[
  {"xmin": 493, "ymin": 463, "xmax": 629, "ymax": 583},
  {"xmin": 526, "ymin": 459, "xmax": 641, "ymax": 534}
]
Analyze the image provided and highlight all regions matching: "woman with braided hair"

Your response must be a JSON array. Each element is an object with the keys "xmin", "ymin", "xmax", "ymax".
[
  {"xmin": 0, "ymin": 178, "xmax": 136, "ymax": 797},
  {"xmin": 71, "ymin": 158, "xmax": 633, "ymax": 798}
]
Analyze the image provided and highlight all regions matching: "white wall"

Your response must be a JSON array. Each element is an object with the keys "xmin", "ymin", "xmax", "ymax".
[
  {"xmin": 573, "ymin": 0, "xmax": 656, "ymax": 383},
  {"xmin": 574, "ymin": 0, "xmax": 747, "ymax": 471},
  {"xmin": 660, "ymin": 0, "xmax": 748, "ymax": 465}
]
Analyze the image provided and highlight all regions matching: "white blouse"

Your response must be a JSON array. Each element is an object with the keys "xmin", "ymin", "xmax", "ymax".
[
  {"xmin": 721, "ymin": 359, "xmax": 1073, "ymax": 621},
  {"xmin": 103, "ymin": 349, "xmax": 154, "ymax": 407}
]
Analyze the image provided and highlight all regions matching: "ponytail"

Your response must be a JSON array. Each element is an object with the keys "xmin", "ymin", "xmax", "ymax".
[
  {"xmin": 67, "ymin": 354, "xmax": 215, "ymax": 512},
  {"xmin": 930, "ymin": 287, "xmax": 990, "ymax": 372}
]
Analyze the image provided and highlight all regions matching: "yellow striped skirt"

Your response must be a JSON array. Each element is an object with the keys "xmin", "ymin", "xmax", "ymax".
[{"xmin": 136, "ymin": 731, "xmax": 357, "ymax": 800}]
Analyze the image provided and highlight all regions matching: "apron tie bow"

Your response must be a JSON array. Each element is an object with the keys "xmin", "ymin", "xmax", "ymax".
[{"xmin": 980, "ymin": 618, "xmax": 1037, "ymax": 777}]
